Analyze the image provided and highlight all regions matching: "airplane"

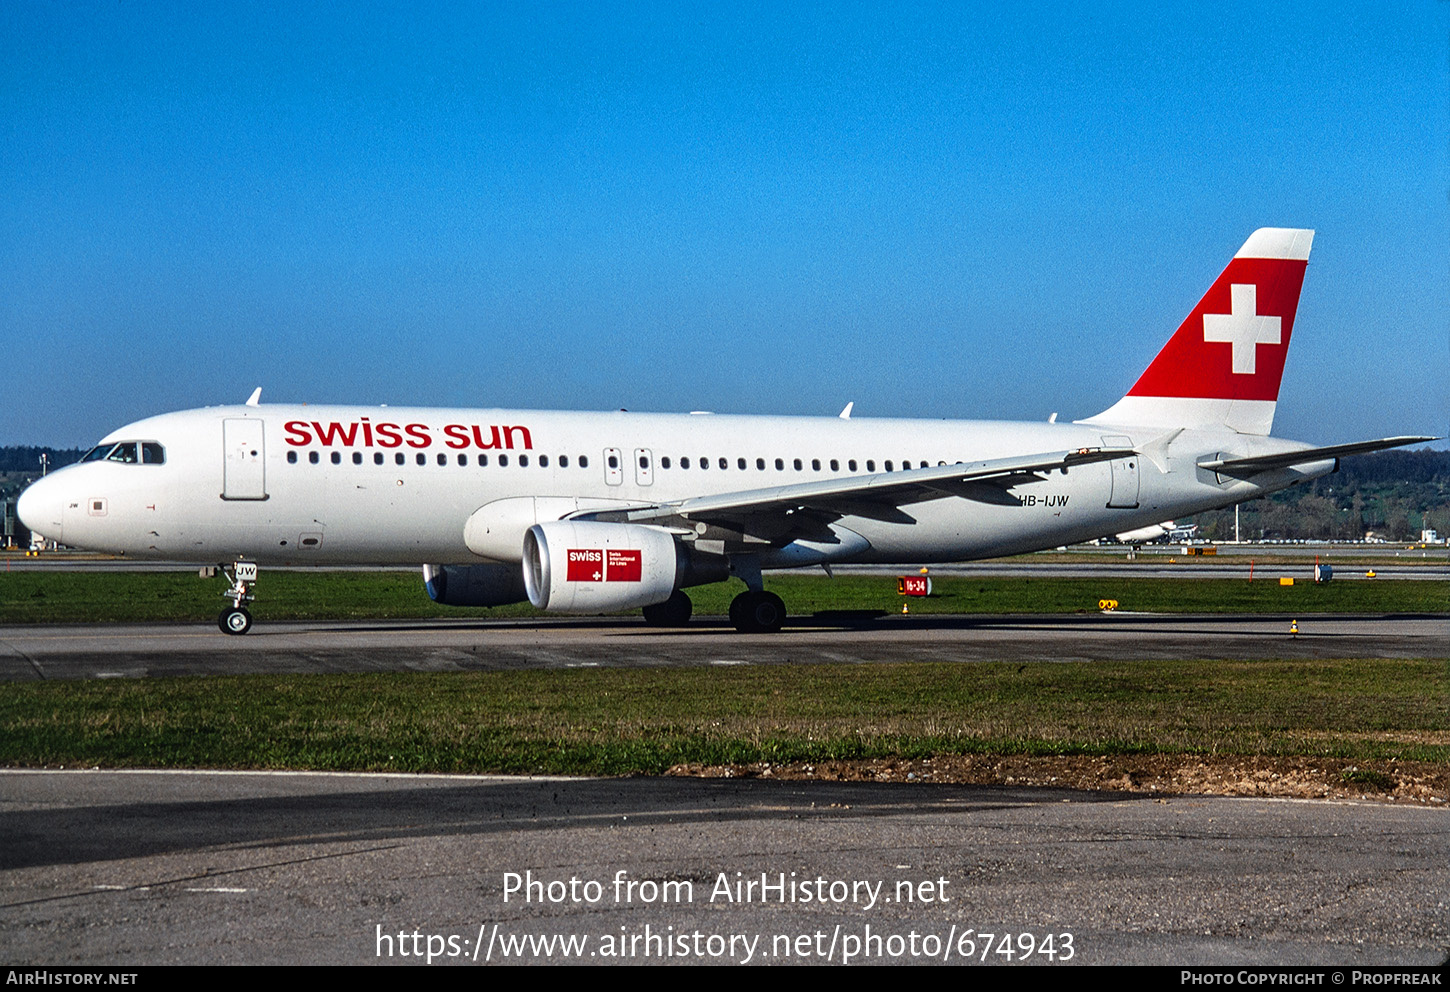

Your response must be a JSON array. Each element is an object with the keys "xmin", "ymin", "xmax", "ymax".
[
  {"xmin": 16, "ymin": 228, "xmax": 1434, "ymax": 635},
  {"xmin": 1115, "ymin": 520, "xmax": 1198, "ymax": 544}
]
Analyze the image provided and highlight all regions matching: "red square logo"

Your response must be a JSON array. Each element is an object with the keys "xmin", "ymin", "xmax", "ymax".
[
  {"xmin": 606, "ymin": 549, "xmax": 641, "ymax": 582},
  {"xmin": 566, "ymin": 549, "xmax": 603, "ymax": 582}
]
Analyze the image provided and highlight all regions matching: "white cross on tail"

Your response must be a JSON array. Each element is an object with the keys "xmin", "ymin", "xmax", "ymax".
[{"xmin": 1202, "ymin": 283, "xmax": 1281, "ymax": 374}]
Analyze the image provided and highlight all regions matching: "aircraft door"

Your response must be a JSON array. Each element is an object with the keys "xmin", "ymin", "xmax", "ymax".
[
  {"xmin": 633, "ymin": 448, "xmax": 654, "ymax": 486},
  {"xmin": 1101, "ymin": 434, "xmax": 1139, "ymax": 509},
  {"xmin": 223, "ymin": 419, "xmax": 268, "ymax": 500},
  {"xmin": 603, "ymin": 448, "xmax": 623, "ymax": 486}
]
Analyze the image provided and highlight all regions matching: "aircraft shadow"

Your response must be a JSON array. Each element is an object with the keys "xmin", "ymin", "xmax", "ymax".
[{"xmin": 1, "ymin": 775, "xmax": 1146, "ymax": 877}]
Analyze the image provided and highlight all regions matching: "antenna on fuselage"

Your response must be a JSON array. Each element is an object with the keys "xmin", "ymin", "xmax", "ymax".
[
  {"xmin": 839, "ymin": 402, "xmax": 853, "ymax": 420},
  {"xmin": 245, "ymin": 387, "xmax": 262, "ymax": 407}
]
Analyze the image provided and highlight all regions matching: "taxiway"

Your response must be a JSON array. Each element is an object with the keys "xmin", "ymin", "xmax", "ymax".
[
  {"xmin": 1, "ymin": 613, "xmax": 1446, "ymax": 682},
  {"xmin": 2, "ymin": 769, "xmax": 1445, "ymax": 966}
]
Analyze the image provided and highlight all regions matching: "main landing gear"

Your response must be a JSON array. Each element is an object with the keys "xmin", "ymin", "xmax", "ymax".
[
  {"xmin": 641, "ymin": 590, "xmax": 693, "ymax": 627},
  {"xmin": 725, "ymin": 554, "xmax": 786, "ymax": 634},
  {"xmin": 217, "ymin": 560, "xmax": 258, "ymax": 635},
  {"xmin": 728, "ymin": 590, "xmax": 786, "ymax": 634}
]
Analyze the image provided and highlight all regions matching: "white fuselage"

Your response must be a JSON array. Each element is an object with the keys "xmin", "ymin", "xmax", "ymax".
[{"xmin": 19, "ymin": 403, "xmax": 1330, "ymax": 568}]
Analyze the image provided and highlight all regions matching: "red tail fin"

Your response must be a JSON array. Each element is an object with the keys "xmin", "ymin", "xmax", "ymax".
[{"xmin": 1084, "ymin": 228, "xmax": 1313, "ymax": 436}]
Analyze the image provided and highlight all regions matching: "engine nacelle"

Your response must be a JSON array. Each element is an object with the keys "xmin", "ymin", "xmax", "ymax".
[
  {"xmin": 522, "ymin": 520, "xmax": 681, "ymax": 613},
  {"xmin": 422, "ymin": 563, "xmax": 528, "ymax": 607}
]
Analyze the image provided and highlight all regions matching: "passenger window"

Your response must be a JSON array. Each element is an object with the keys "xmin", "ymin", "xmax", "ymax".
[
  {"xmin": 719, "ymin": 457, "xmax": 728, "ymax": 470},
  {"xmin": 830, "ymin": 459, "xmax": 838, "ymax": 472},
  {"xmin": 331, "ymin": 452, "xmax": 342, "ymax": 465},
  {"xmin": 775, "ymin": 458, "xmax": 784, "ymax": 470},
  {"xmin": 661, "ymin": 456, "xmax": 671, "ymax": 469},
  {"xmin": 811, "ymin": 459, "xmax": 820, "ymax": 471},
  {"xmin": 848, "ymin": 460, "xmax": 857, "ymax": 472},
  {"xmin": 396, "ymin": 453, "xmax": 405, "ymax": 465},
  {"xmin": 519, "ymin": 454, "xmax": 529, "ymax": 467},
  {"xmin": 479, "ymin": 454, "xmax": 489, "ymax": 466},
  {"xmin": 885, "ymin": 460, "xmax": 893, "ymax": 472},
  {"xmin": 374, "ymin": 452, "xmax": 384, "ymax": 465},
  {"xmin": 499, "ymin": 454, "xmax": 509, "ymax": 467},
  {"xmin": 681, "ymin": 457, "xmax": 691, "ymax": 469},
  {"xmin": 699, "ymin": 457, "xmax": 708, "ymax": 470},
  {"xmin": 353, "ymin": 452, "xmax": 363, "ymax": 465},
  {"xmin": 310, "ymin": 451, "xmax": 320, "ymax": 464},
  {"xmin": 793, "ymin": 458, "xmax": 802, "ymax": 471},
  {"xmin": 559, "ymin": 455, "xmax": 568, "ymax": 468},
  {"xmin": 579, "ymin": 455, "xmax": 588, "ymax": 468},
  {"xmin": 459, "ymin": 454, "xmax": 468, "ymax": 466},
  {"xmin": 437, "ymin": 453, "xmax": 447, "ymax": 466},
  {"xmin": 287, "ymin": 451, "xmax": 297, "ymax": 464},
  {"xmin": 638, "ymin": 455, "xmax": 648, "ymax": 469},
  {"xmin": 142, "ymin": 442, "xmax": 165, "ymax": 464},
  {"xmin": 737, "ymin": 458, "xmax": 746, "ymax": 470},
  {"xmin": 866, "ymin": 460, "xmax": 875, "ymax": 471},
  {"xmin": 756, "ymin": 458, "xmax": 765, "ymax": 470},
  {"xmin": 416, "ymin": 453, "xmax": 426, "ymax": 466}
]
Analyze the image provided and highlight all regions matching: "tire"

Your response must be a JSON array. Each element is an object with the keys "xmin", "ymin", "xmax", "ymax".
[
  {"xmin": 730, "ymin": 591, "xmax": 786, "ymax": 633},
  {"xmin": 728, "ymin": 593, "xmax": 748, "ymax": 629},
  {"xmin": 219, "ymin": 607, "xmax": 252, "ymax": 635},
  {"xmin": 642, "ymin": 591, "xmax": 693, "ymax": 627}
]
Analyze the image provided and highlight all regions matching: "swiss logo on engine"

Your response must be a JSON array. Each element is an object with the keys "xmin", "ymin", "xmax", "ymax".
[
  {"xmin": 566, "ymin": 549, "xmax": 604, "ymax": 582},
  {"xmin": 565, "ymin": 548, "xmax": 641, "ymax": 582},
  {"xmin": 606, "ymin": 549, "xmax": 642, "ymax": 582}
]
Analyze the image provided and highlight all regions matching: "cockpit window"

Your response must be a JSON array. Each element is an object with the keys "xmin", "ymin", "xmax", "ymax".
[{"xmin": 81, "ymin": 440, "xmax": 164, "ymax": 464}]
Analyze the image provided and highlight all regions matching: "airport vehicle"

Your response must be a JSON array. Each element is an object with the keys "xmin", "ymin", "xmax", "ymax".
[{"xmin": 16, "ymin": 229, "xmax": 1432, "ymax": 634}]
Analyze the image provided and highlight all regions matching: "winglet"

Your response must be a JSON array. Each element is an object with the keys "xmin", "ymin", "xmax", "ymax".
[{"xmin": 245, "ymin": 387, "xmax": 263, "ymax": 407}]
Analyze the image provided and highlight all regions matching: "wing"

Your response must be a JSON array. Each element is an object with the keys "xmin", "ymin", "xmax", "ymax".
[
  {"xmin": 576, "ymin": 446, "xmax": 1132, "ymax": 542},
  {"xmin": 1199, "ymin": 436, "xmax": 1438, "ymax": 478}
]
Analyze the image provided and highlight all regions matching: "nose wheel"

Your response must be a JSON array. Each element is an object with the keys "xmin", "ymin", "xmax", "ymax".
[
  {"xmin": 219, "ymin": 607, "xmax": 253, "ymax": 635},
  {"xmin": 217, "ymin": 560, "xmax": 258, "ymax": 635}
]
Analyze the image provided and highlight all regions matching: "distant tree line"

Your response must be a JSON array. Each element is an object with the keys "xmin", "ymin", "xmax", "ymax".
[{"xmin": 0, "ymin": 446, "xmax": 85, "ymax": 473}]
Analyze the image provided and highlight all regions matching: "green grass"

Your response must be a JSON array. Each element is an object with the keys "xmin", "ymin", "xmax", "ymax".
[
  {"xmin": 0, "ymin": 571, "xmax": 1444, "ymax": 624},
  {"xmin": 1, "ymin": 660, "xmax": 1445, "ymax": 774}
]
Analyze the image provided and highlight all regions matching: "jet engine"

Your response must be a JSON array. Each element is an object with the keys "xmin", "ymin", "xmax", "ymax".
[
  {"xmin": 422, "ymin": 562, "xmax": 529, "ymax": 607},
  {"xmin": 523, "ymin": 519, "xmax": 720, "ymax": 613}
]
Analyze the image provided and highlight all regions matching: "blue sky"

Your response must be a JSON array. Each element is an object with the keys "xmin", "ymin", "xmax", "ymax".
[{"xmin": 3, "ymin": 2, "xmax": 1446, "ymax": 447}]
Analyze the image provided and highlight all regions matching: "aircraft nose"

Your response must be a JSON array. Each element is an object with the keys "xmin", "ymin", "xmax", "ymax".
[{"xmin": 16, "ymin": 474, "xmax": 65, "ymax": 544}]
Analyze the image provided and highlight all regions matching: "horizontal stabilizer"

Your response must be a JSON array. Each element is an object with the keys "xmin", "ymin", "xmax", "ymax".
[{"xmin": 1199, "ymin": 436, "xmax": 1438, "ymax": 476}]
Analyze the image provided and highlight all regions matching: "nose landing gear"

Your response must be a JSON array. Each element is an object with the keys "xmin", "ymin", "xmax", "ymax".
[{"xmin": 217, "ymin": 560, "xmax": 257, "ymax": 635}]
